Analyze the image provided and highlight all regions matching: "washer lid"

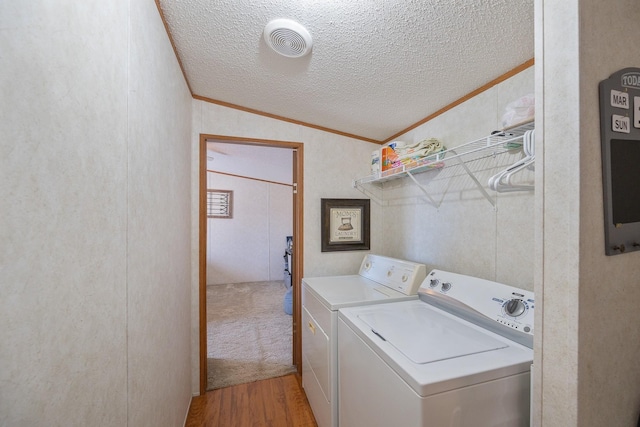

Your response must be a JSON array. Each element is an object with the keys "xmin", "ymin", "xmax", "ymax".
[{"xmin": 358, "ymin": 304, "xmax": 507, "ymax": 364}]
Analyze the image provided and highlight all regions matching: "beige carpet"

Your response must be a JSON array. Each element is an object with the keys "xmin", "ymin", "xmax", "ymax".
[{"xmin": 206, "ymin": 281, "xmax": 296, "ymax": 390}]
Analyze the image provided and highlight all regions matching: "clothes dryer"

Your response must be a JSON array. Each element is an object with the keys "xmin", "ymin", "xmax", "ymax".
[{"xmin": 301, "ymin": 254, "xmax": 427, "ymax": 427}]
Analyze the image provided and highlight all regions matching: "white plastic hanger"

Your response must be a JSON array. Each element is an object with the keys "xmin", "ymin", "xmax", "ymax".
[{"xmin": 488, "ymin": 130, "xmax": 535, "ymax": 192}]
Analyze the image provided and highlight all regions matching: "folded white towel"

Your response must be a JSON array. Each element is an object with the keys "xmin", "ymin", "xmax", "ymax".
[
  {"xmin": 396, "ymin": 138, "xmax": 443, "ymax": 158},
  {"xmin": 502, "ymin": 94, "xmax": 535, "ymax": 127}
]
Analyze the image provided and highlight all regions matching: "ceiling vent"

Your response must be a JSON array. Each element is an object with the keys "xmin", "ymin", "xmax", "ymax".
[{"xmin": 263, "ymin": 19, "xmax": 313, "ymax": 58}]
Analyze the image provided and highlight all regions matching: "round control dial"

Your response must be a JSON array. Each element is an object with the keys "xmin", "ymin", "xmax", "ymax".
[
  {"xmin": 504, "ymin": 299, "xmax": 526, "ymax": 317},
  {"xmin": 429, "ymin": 279, "xmax": 439, "ymax": 288}
]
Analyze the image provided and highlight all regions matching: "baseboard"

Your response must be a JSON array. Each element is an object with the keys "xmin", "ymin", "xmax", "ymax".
[{"xmin": 182, "ymin": 395, "xmax": 193, "ymax": 427}]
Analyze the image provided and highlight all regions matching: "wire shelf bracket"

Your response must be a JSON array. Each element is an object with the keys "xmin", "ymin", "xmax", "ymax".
[{"xmin": 352, "ymin": 120, "xmax": 534, "ymax": 209}]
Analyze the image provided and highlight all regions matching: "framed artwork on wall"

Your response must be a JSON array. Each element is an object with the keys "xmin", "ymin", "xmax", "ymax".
[{"xmin": 321, "ymin": 198, "xmax": 370, "ymax": 252}]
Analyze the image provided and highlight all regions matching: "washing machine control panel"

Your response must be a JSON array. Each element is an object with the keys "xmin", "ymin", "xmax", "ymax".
[
  {"xmin": 418, "ymin": 270, "xmax": 535, "ymax": 344},
  {"xmin": 496, "ymin": 294, "xmax": 534, "ymax": 334},
  {"xmin": 504, "ymin": 298, "xmax": 526, "ymax": 317},
  {"xmin": 359, "ymin": 254, "xmax": 427, "ymax": 295}
]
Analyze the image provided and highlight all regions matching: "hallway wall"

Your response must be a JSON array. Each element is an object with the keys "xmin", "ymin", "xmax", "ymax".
[
  {"xmin": 127, "ymin": 1, "xmax": 193, "ymax": 426},
  {"xmin": 535, "ymin": 0, "xmax": 640, "ymax": 425},
  {"xmin": 1, "ymin": 2, "xmax": 192, "ymax": 426}
]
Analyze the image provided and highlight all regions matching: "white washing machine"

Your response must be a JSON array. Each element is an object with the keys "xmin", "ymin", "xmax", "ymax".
[
  {"xmin": 302, "ymin": 254, "xmax": 427, "ymax": 427},
  {"xmin": 338, "ymin": 269, "xmax": 535, "ymax": 427}
]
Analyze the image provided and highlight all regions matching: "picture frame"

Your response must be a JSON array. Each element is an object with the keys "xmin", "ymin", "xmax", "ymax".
[{"xmin": 321, "ymin": 198, "xmax": 370, "ymax": 252}]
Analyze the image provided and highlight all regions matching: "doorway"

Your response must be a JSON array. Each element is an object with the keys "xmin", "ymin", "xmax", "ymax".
[{"xmin": 199, "ymin": 134, "xmax": 304, "ymax": 394}]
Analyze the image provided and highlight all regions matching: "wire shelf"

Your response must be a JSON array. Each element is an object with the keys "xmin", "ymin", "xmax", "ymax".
[{"xmin": 353, "ymin": 120, "xmax": 535, "ymax": 208}]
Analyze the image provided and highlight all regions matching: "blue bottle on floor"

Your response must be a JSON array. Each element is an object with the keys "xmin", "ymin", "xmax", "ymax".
[{"xmin": 283, "ymin": 287, "xmax": 293, "ymax": 315}]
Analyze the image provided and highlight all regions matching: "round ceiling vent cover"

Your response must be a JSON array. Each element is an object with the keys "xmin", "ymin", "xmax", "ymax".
[{"xmin": 264, "ymin": 19, "xmax": 313, "ymax": 58}]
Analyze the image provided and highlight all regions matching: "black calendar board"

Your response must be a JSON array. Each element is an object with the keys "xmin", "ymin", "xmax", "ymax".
[{"xmin": 599, "ymin": 68, "xmax": 640, "ymax": 255}]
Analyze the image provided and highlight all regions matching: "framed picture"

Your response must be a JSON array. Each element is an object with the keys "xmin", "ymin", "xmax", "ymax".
[{"xmin": 321, "ymin": 198, "xmax": 370, "ymax": 252}]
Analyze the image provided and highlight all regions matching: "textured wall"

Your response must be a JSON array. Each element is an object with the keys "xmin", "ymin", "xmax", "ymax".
[
  {"xmin": 379, "ymin": 67, "xmax": 536, "ymax": 290},
  {"xmin": 0, "ymin": 2, "xmax": 129, "ymax": 425},
  {"xmin": 577, "ymin": 2, "xmax": 640, "ymax": 423},
  {"xmin": 537, "ymin": 0, "xmax": 640, "ymax": 426},
  {"xmin": 0, "ymin": 1, "xmax": 192, "ymax": 426},
  {"xmin": 536, "ymin": 1, "xmax": 580, "ymax": 425},
  {"xmin": 127, "ymin": 0, "xmax": 193, "ymax": 426}
]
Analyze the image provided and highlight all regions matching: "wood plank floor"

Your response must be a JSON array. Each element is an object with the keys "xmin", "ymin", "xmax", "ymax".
[{"xmin": 185, "ymin": 374, "xmax": 318, "ymax": 427}]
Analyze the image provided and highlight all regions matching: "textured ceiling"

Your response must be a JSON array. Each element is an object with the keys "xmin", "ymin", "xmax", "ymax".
[{"xmin": 157, "ymin": 0, "xmax": 534, "ymax": 142}]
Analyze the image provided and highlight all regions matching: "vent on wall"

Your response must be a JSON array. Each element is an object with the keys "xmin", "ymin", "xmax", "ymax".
[{"xmin": 263, "ymin": 19, "xmax": 313, "ymax": 58}]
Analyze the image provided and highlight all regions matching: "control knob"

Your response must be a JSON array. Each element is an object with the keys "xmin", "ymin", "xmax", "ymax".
[
  {"xmin": 429, "ymin": 279, "xmax": 439, "ymax": 288},
  {"xmin": 504, "ymin": 299, "xmax": 526, "ymax": 317}
]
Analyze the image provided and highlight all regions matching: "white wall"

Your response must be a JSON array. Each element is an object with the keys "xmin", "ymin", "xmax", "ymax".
[
  {"xmin": 376, "ymin": 67, "xmax": 535, "ymax": 290},
  {"xmin": 0, "ymin": 2, "xmax": 192, "ymax": 426},
  {"xmin": 190, "ymin": 99, "xmax": 382, "ymax": 391},
  {"xmin": 192, "ymin": 101, "xmax": 383, "ymax": 277},
  {"xmin": 534, "ymin": 0, "xmax": 640, "ymax": 426},
  {"xmin": 127, "ymin": 1, "xmax": 193, "ymax": 426},
  {"xmin": 206, "ymin": 172, "xmax": 292, "ymax": 284}
]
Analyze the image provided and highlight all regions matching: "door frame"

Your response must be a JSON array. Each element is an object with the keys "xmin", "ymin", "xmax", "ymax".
[{"xmin": 199, "ymin": 134, "xmax": 304, "ymax": 394}]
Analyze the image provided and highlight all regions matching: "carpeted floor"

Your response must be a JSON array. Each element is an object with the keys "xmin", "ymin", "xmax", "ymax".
[{"xmin": 206, "ymin": 280, "xmax": 296, "ymax": 390}]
